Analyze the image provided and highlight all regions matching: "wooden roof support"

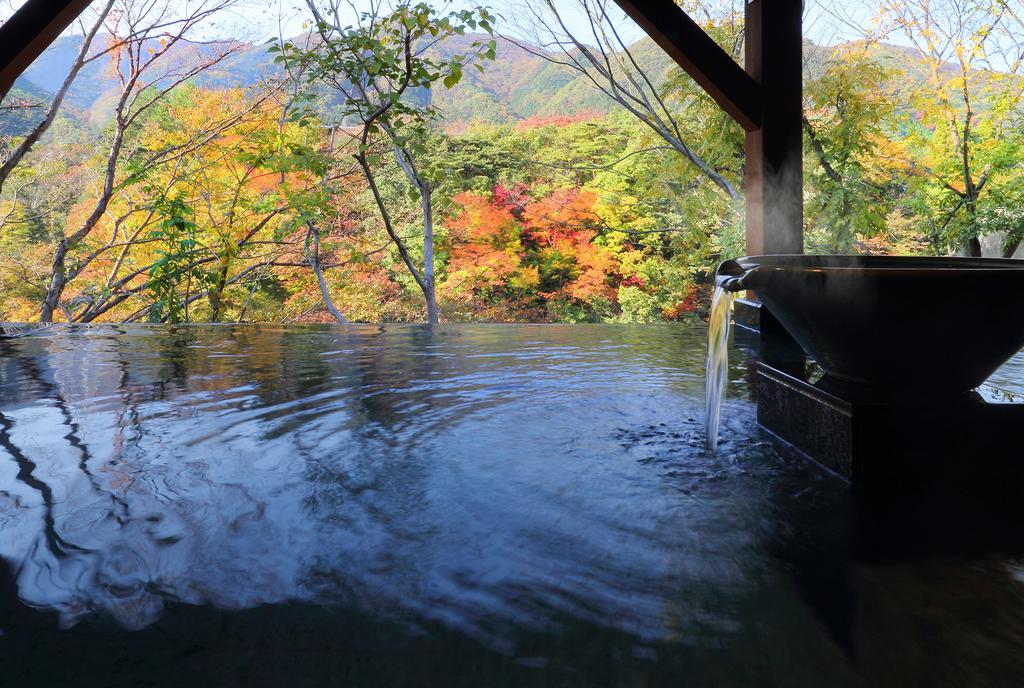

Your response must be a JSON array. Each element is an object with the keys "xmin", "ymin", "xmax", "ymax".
[
  {"xmin": 613, "ymin": 0, "xmax": 761, "ymax": 131},
  {"xmin": 0, "ymin": 0, "xmax": 95, "ymax": 100},
  {"xmin": 613, "ymin": 0, "xmax": 803, "ymax": 256}
]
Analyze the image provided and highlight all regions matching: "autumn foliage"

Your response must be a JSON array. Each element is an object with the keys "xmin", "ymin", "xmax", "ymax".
[
  {"xmin": 442, "ymin": 187, "xmax": 628, "ymax": 321},
  {"xmin": 8, "ymin": 0, "xmax": 1019, "ymax": 325}
]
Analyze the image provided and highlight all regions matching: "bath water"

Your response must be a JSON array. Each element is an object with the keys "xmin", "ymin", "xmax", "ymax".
[
  {"xmin": 705, "ymin": 284, "xmax": 735, "ymax": 451},
  {"xmin": 4, "ymin": 325, "xmax": 1024, "ymax": 686}
]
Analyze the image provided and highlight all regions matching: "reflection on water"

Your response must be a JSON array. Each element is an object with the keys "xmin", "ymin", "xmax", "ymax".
[
  {"xmin": 988, "ymin": 349, "xmax": 1024, "ymax": 397},
  {"xmin": 0, "ymin": 324, "xmax": 1023, "ymax": 686}
]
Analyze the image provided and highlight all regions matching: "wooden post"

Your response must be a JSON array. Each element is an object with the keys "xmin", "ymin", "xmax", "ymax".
[
  {"xmin": 0, "ymin": 0, "xmax": 94, "ymax": 101},
  {"xmin": 744, "ymin": 0, "xmax": 804, "ymax": 256}
]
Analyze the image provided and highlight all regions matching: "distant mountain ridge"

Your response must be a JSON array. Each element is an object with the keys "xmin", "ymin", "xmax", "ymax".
[
  {"xmin": 10, "ymin": 33, "xmax": 670, "ymax": 131},
  {"xmin": 5, "ymin": 31, "xmax": 979, "ymax": 135},
  {"xmin": 0, "ymin": 77, "xmax": 52, "ymax": 136}
]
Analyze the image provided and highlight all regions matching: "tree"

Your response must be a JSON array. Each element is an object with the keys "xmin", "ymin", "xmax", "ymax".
[
  {"xmin": 879, "ymin": 0, "xmax": 1024, "ymax": 256},
  {"xmin": 442, "ymin": 188, "xmax": 537, "ymax": 319},
  {"xmin": 61, "ymin": 84, "xmax": 352, "ymax": 324},
  {"xmin": 36, "ymin": 0, "xmax": 244, "ymax": 322},
  {"xmin": 802, "ymin": 46, "xmax": 897, "ymax": 252},
  {"xmin": 281, "ymin": 1, "xmax": 497, "ymax": 323}
]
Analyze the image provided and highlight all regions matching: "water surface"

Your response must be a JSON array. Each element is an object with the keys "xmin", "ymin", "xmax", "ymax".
[{"xmin": 1, "ymin": 324, "xmax": 1023, "ymax": 687}]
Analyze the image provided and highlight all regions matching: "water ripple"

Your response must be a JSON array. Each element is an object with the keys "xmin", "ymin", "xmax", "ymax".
[{"xmin": 0, "ymin": 324, "xmax": 1022, "ymax": 686}]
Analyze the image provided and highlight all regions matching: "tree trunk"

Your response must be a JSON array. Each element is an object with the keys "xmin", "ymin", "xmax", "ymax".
[
  {"xmin": 1003, "ymin": 237, "xmax": 1021, "ymax": 258},
  {"xmin": 39, "ymin": 240, "xmax": 68, "ymax": 322},
  {"xmin": 208, "ymin": 258, "xmax": 230, "ymax": 321},
  {"xmin": 308, "ymin": 224, "xmax": 347, "ymax": 323},
  {"xmin": 391, "ymin": 144, "xmax": 438, "ymax": 324},
  {"xmin": 964, "ymin": 192, "xmax": 981, "ymax": 256},
  {"xmin": 420, "ymin": 184, "xmax": 438, "ymax": 324}
]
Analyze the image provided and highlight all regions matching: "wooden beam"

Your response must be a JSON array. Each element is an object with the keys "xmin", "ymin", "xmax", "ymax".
[
  {"xmin": 613, "ymin": 0, "xmax": 761, "ymax": 131},
  {"xmin": 0, "ymin": 0, "xmax": 95, "ymax": 100},
  {"xmin": 744, "ymin": 0, "xmax": 804, "ymax": 255}
]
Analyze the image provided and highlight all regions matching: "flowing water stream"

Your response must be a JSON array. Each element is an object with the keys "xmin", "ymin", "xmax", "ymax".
[{"xmin": 704, "ymin": 285, "xmax": 735, "ymax": 451}]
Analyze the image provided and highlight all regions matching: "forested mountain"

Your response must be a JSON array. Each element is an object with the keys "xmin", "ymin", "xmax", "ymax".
[
  {"xmin": 14, "ymin": 30, "xmax": 992, "ymax": 136},
  {"xmin": 0, "ymin": 77, "xmax": 51, "ymax": 135},
  {"xmin": 14, "ymin": 32, "xmax": 667, "ymax": 131}
]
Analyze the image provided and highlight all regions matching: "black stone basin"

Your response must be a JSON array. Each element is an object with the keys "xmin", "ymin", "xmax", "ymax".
[{"xmin": 717, "ymin": 254, "xmax": 1024, "ymax": 396}]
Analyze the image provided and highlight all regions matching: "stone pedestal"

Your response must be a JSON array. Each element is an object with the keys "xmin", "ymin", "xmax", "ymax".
[{"xmin": 756, "ymin": 362, "xmax": 1024, "ymax": 501}]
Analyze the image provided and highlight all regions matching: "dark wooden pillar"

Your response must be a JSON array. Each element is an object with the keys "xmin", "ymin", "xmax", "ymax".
[
  {"xmin": 0, "ymin": 0, "xmax": 94, "ymax": 100},
  {"xmin": 744, "ymin": 0, "xmax": 804, "ymax": 255}
]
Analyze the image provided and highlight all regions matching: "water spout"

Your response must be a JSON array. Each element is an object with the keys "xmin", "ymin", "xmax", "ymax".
[{"xmin": 704, "ymin": 283, "xmax": 736, "ymax": 452}]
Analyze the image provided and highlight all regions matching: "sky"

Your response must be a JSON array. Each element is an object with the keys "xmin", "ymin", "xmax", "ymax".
[
  {"xmin": 220, "ymin": 0, "xmax": 651, "ymax": 44},
  {"xmin": 213, "ymin": 0, "xmax": 885, "ymax": 46},
  {"xmin": 0, "ymin": 0, "xmax": 884, "ymax": 47}
]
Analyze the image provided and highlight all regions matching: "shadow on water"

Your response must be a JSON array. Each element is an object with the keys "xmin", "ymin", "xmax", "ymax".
[
  {"xmin": 758, "ymin": 412, "xmax": 1024, "ymax": 687},
  {"xmin": 0, "ymin": 324, "xmax": 1022, "ymax": 686}
]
